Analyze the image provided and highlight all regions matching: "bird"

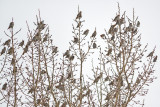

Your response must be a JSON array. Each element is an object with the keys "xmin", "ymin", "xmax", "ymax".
[
  {"xmin": 76, "ymin": 21, "xmax": 81, "ymax": 28},
  {"xmin": 11, "ymin": 58, "xmax": 15, "ymax": 65},
  {"xmin": 69, "ymin": 54, "xmax": 74, "ymax": 61},
  {"xmin": 72, "ymin": 37, "xmax": 78, "ymax": 44},
  {"xmin": 137, "ymin": 21, "xmax": 140, "ymax": 27},
  {"xmin": 19, "ymin": 40, "xmax": 24, "ymax": 47},
  {"xmin": 52, "ymin": 46, "xmax": 58, "ymax": 53},
  {"xmin": 28, "ymin": 87, "xmax": 34, "ymax": 94},
  {"xmin": 64, "ymin": 50, "xmax": 70, "ymax": 58},
  {"xmin": 111, "ymin": 35, "xmax": 115, "ymax": 41},
  {"xmin": 8, "ymin": 22, "xmax": 14, "ymax": 29},
  {"xmin": 43, "ymin": 34, "xmax": 48, "ymax": 42},
  {"xmin": 91, "ymin": 28, "xmax": 97, "ymax": 38},
  {"xmin": 2, "ymin": 83, "xmax": 7, "ymax": 90},
  {"xmin": 23, "ymin": 46, "xmax": 28, "ymax": 55},
  {"xmin": 113, "ymin": 15, "xmax": 120, "ymax": 22},
  {"xmin": 153, "ymin": 56, "xmax": 157, "ymax": 62},
  {"xmin": 76, "ymin": 11, "xmax": 82, "ymax": 19},
  {"xmin": 93, "ymin": 42, "xmax": 97, "ymax": 49},
  {"xmin": 1, "ymin": 47, "xmax": 6, "ymax": 55},
  {"xmin": 93, "ymin": 73, "xmax": 103, "ymax": 83},
  {"xmin": 100, "ymin": 34, "xmax": 106, "ymax": 39},
  {"xmin": 56, "ymin": 84, "xmax": 65, "ymax": 91},
  {"xmin": 8, "ymin": 47, "xmax": 13, "ymax": 55},
  {"xmin": 83, "ymin": 29, "xmax": 89, "ymax": 36},
  {"xmin": 107, "ymin": 48, "xmax": 112, "ymax": 56},
  {"xmin": 3, "ymin": 39, "xmax": 11, "ymax": 46},
  {"xmin": 147, "ymin": 51, "xmax": 154, "ymax": 57},
  {"xmin": 26, "ymin": 41, "xmax": 32, "ymax": 46},
  {"xmin": 117, "ymin": 51, "xmax": 121, "ymax": 58}
]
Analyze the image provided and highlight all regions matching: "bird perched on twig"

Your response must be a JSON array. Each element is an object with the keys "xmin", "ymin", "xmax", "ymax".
[
  {"xmin": 19, "ymin": 40, "xmax": 24, "ymax": 47},
  {"xmin": 113, "ymin": 15, "xmax": 120, "ymax": 22},
  {"xmin": 64, "ymin": 50, "xmax": 70, "ymax": 58},
  {"xmin": 147, "ymin": 51, "xmax": 154, "ymax": 57},
  {"xmin": 8, "ymin": 22, "xmax": 14, "ymax": 29},
  {"xmin": 8, "ymin": 47, "xmax": 13, "ymax": 55},
  {"xmin": 1, "ymin": 47, "xmax": 6, "ymax": 55},
  {"xmin": 93, "ymin": 73, "xmax": 103, "ymax": 83},
  {"xmin": 100, "ymin": 34, "xmax": 106, "ymax": 39},
  {"xmin": 2, "ymin": 83, "xmax": 7, "ymax": 90},
  {"xmin": 76, "ymin": 11, "xmax": 82, "ymax": 19},
  {"xmin": 107, "ymin": 48, "xmax": 112, "ymax": 56},
  {"xmin": 93, "ymin": 42, "xmax": 97, "ymax": 49},
  {"xmin": 137, "ymin": 21, "xmax": 140, "ymax": 27},
  {"xmin": 3, "ymin": 39, "xmax": 11, "ymax": 46},
  {"xmin": 69, "ymin": 54, "xmax": 74, "ymax": 61},
  {"xmin": 153, "ymin": 56, "xmax": 157, "ymax": 62},
  {"xmin": 91, "ymin": 28, "xmax": 97, "ymax": 38},
  {"xmin": 56, "ymin": 84, "xmax": 65, "ymax": 91},
  {"xmin": 83, "ymin": 29, "xmax": 89, "ymax": 36},
  {"xmin": 72, "ymin": 37, "xmax": 78, "ymax": 44}
]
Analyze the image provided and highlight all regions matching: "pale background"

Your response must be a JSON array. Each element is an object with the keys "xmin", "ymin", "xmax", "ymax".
[{"xmin": 0, "ymin": 0, "xmax": 159, "ymax": 107}]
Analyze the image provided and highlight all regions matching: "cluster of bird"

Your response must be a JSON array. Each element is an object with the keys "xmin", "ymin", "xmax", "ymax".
[{"xmin": 63, "ymin": 50, "xmax": 74, "ymax": 61}]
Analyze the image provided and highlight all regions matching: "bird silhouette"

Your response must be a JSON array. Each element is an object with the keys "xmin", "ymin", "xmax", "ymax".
[
  {"xmin": 147, "ymin": 51, "xmax": 154, "ymax": 57},
  {"xmin": 93, "ymin": 43, "xmax": 97, "ymax": 49},
  {"xmin": 76, "ymin": 11, "xmax": 82, "ymax": 19},
  {"xmin": 153, "ymin": 56, "xmax": 157, "ymax": 62},
  {"xmin": 83, "ymin": 29, "xmax": 89, "ymax": 36},
  {"xmin": 3, "ymin": 39, "xmax": 11, "ymax": 46},
  {"xmin": 2, "ymin": 83, "xmax": 7, "ymax": 90},
  {"xmin": 107, "ymin": 48, "xmax": 112, "ymax": 56},
  {"xmin": 1, "ymin": 47, "xmax": 6, "ymax": 55},
  {"xmin": 91, "ymin": 28, "xmax": 97, "ymax": 38},
  {"xmin": 8, "ymin": 22, "xmax": 14, "ymax": 29},
  {"xmin": 19, "ymin": 40, "xmax": 24, "ymax": 47}
]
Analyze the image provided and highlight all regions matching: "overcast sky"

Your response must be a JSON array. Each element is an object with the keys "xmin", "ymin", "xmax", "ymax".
[{"xmin": 0, "ymin": 0, "xmax": 160, "ymax": 106}]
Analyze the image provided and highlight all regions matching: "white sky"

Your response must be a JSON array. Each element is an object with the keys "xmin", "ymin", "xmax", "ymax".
[{"xmin": 0, "ymin": 0, "xmax": 160, "ymax": 107}]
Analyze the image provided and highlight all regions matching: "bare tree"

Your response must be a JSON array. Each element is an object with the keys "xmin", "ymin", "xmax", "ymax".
[{"xmin": 0, "ymin": 5, "xmax": 158, "ymax": 107}]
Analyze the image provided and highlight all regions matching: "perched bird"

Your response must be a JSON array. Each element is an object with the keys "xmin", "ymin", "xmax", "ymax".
[
  {"xmin": 56, "ymin": 84, "xmax": 65, "ymax": 91},
  {"xmin": 28, "ymin": 87, "xmax": 34, "ymax": 94},
  {"xmin": 117, "ymin": 51, "xmax": 121, "ymax": 58},
  {"xmin": 83, "ymin": 29, "xmax": 89, "ymax": 36},
  {"xmin": 52, "ymin": 46, "xmax": 58, "ymax": 53},
  {"xmin": 3, "ymin": 39, "xmax": 11, "ymax": 46},
  {"xmin": 76, "ymin": 11, "xmax": 82, "ymax": 19},
  {"xmin": 1, "ymin": 47, "xmax": 6, "ymax": 55},
  {"xmin": 37, "ymin": 20, "xmax": 46, "ymax": 30},
  {"xmin": 59, "ymin": 75, "xmax": 64, "ymax": 83},
  {"xmin": 13, "ymin": 66, "xmax": 17, "ymax": 73},
  {"xmin": 23, "ymin": 46, "xmax": 28, "ymax": 55},
  {"xmin": 43, "ymin": 34, "xmax": 48, "ymax": 42},
  {"xmin": 137, "ymin": 21, "xmax": 140, "ymax": 27},
  {"xmin": 19, "ymin": 40, "xmax": 24, "ymax": 47},
  {"xmin": 64, "ymin": 50, "xmax": 70, "ymax": 58},
  {"xmin": 8, "ymin": 22, "xmax": 14, "ymax": 29},
  {"xmin": 67, "ymin": 72, "xmax": 72, "ymax": 79},
  {"xmin": 2, "ymin": 83, "xmax": 7, "ymax": 90},
  {"xmin": 41, "ymin": 70, "xmax": 46, "ymax": 74},
  {"xmin": 100, "ymin": 34, "xmax": 106, "ymax": 39},
  {"xmin": 72, "ymin": 37, "xmax": 78, "ymax": 44},
  {"xmin": 11, "ymin": 58, "xmax": 15, "ymax": 65},
  {"xmin": 104, "ymin": 76, "xmax": 109, "ymax": 81},
  {"xmin": 37, "ymin": 99, "xmax": 41, "ymax": 105},
  {"xmin": 61, "ymin": 101, "xmax": 67, "ymax": 107},
  {"xmin": 8, "ymin": 47, "xmax": 13, "ymax": 55},
  {"xmin": 91, "ymin": 28, "xmax": 97, "ymax": 38},
  {"xmin": 113, "ymin": 15, "xmax": 120, "ymax": 22},
  {"xmin": 76, "ymin": 21, "xmax": 81, "ymax": 28},
  {"xmin": 93, "ymin": 73, "xmax": 103, "ymax": 83},
  {"xmin": 111, "ymin": 35, "xmax": 115, "ymax": 41},
  {"xmin": 119, "ymin": 39, "xmax": 124, "ymax": 47},
  {"xmin": 153, "ymin": 56, "xmax": 157, "ymax": 62},
  {"xmin": 107, "ymin": 48, "xmax": 112, "ymax": 56},
  {"xmin": 69, "ymin": 54, "xmax": 74, "ymax": 61},
  {"xmin": 93, "ymin": 42, "xmax": 97, "ymax": 49},
  {"xmin": 26, "ymin": 41, "xmax": 32, "ymax": 46},
  {"xmin": 147, "ymin": 51, "xmax": 154, "ymax": 57}
]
